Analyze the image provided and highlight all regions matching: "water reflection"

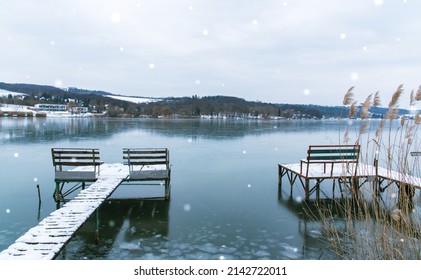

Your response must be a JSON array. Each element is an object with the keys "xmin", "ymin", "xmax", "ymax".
[
  {"xmin": 0, "ymin": 117, "xmax": 367, "ymax": 144},
  {"xmin": 56, "ymin": 199, "xmax": 169, "ymax": 260}
]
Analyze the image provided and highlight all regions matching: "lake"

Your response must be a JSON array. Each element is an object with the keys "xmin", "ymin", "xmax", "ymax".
[{"xmin": 0, "ymin": 117, "xmax": 418, "ymax": 259}]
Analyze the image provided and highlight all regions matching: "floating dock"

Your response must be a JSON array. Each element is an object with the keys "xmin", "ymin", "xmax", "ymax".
[
  {"xmin": 278, "ymin": 162, "xmax": 421, "ymax": 202},
  {"xmin": 0, "ymin": 163, "xmax": 169, "ymax": 260}
]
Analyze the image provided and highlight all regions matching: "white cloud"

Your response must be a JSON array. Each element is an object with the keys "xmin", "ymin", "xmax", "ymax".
[{"xmin": 1, "ymin": 0, "xmax": 421, "ymax": 106}]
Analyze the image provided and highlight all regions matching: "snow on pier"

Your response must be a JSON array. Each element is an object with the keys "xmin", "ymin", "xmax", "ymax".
[
  {"xmin": 278, "ymin": 162, "xmax": 421, "ymax": 201},
  {"xmin": 0, "ymin": 163, "xmax": 129, "ymax": 260}
]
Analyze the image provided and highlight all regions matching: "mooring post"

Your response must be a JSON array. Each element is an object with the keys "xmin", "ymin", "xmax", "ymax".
[{"xmin": 36, "ymin": 184, "xmax": 42, "ymax": 204}]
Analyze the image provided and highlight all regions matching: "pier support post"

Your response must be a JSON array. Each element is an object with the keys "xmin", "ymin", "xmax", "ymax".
[
  {"xmin": 165, "ymin": 179, "xmax": 171, "ymax": 200},
  {"xmin": 305, "ymin": 179, "xmax": 310, "ymax": 201},
  {"xmin": 95, "ymin": 209, "xmax": 100, "ymax": 242}
]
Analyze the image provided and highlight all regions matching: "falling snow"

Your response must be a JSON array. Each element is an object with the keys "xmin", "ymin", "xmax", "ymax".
[
  {"xmin": 111, "ymin": 13, "xmax": 122, "ymax": 23},
  {"xmin": 350, "ymin": 72, "xmax": 359, "ymax": 81}
]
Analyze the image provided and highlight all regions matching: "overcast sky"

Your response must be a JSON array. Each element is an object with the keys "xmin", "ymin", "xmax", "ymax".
[{"xmin": 1, "ymin": 0, "xmax": 421, "ymax": 107}]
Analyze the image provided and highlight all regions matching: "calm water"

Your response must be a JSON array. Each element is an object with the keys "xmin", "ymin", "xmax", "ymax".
[{"xmin": 0, "ymin": 117, "xmax": 418, "ymax": 259}]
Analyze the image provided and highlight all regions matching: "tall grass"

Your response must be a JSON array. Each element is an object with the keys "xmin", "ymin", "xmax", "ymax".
[{"xmin": 311, "ymin": 85, "xmax": 421, "ymax": 259}]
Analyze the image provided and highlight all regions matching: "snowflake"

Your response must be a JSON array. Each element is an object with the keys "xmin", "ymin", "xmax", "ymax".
[
  {"xmin": 340, "ymin": 33, "xmax": 347, "ymax": 40},
  {"xmin": 303, "ymin": 89, "xmax": 310, "ymax": 96},
  {"xmin": 149, "ymin": 63, "xmax": 155, "ymax": 69},
  {"xmin": 184, "ymin": 204, "xmax": 191, "ymax": 212},
  {"xmin": 202, "ymin": 29, "xmax": 209, "ymax": 36},
  {"xmin": 373, "ymin": 0, "xmax": 384, "ymax": 6},
  {"xmin": 111, "ymin": 13, "xmax": 122, "ymax": 23},
  {"xmin": 55, "ymin": 79, "xmax": 63, "ymax": 87},
  {"xmin": 350, "ymin": 72, "xmax": 359, "ymax": 81}
]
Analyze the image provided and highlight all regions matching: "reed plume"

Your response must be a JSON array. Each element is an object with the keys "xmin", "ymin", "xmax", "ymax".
[
  {"xmin": 410, "ymin": 90, "xmax": 415, "ymax": 106},
  {"xmin": 388, "ymin": 84, "xmax": 403, "ymax": 109},
  {"xmin": 415, "ymin": 113, "xmax": 421, "ymax": 125},
  {"xmin": 349, "ymin": 101, "xmax": 358, "ymax": 118},
  {"xmin": 360, "ymin": 94, "xmax": 372, "ymax": 119},
  {"xmin": 343, "ymin": 87, "xmax": 354, "ymax": 105},
  {"xmin": 373, "ymin": 91, "xmax": 381, "ymax": 107},
  {"xmin": 416, "ymin": 85, "xmax": 421, "ymax": 101}
]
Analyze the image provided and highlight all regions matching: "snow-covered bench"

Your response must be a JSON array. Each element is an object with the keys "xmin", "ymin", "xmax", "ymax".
[
  {"xmin": 51, "ymin": 148, "xmax": 103, "ymax": 201},
  {"xmin": 123, "ymin": 148, "xmax": 170, "ymax": 180},
  {"xmin": 300, "ymin": 144, "xmax": 360, "ymax": 178}
]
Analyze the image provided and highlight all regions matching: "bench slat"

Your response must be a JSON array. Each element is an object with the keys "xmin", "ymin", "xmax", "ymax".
[
  {"xmin": 53, "ymin": 156, "xmax": 101, "ymax": 160},
  {"xmin": 52, "ymin": 151, "xmax": 100, "ymax": 155},
  {"xmin": 308, "ymin": 149, "xmax": 358, "ymax": 154},
  {"xmin": 307, "ymin": 155, "xmax": 357, "ymax": 161},
  {"xmin": 124, "ymin": 161, "xmax": 168, "ymax": 166},
  {"xmin": 123, "ymin": 150, "xmax": 167, "ymax": 154},
  {"xmin": 123, "ymin": 155, "xmax": 166, "ymax": 160},
  {"xmin": 52, "ymin": 162, "xmax": 103, "ymax": 166}
]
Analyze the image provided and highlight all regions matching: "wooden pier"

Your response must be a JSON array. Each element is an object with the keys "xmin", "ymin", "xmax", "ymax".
[
  {"xmin": 278, "ymin": 162, "xmax": 421, "ymax": 204},
  {"xmin": 0, "ymin": 158, "xmax": 171, "ymax": 259}
]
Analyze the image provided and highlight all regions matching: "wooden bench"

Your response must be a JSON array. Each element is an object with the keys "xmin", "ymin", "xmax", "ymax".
[
  {"xmin": 51, "ymin": 148, "xmax": 103, "ymax": 181},
  {"xmin": 300, "ymin": 144, "xmax": 360, "ymax": 178},
  {"xmin": 123, "ymin": 148, "xmax": 170, "ymax": 180},
  {"xmin": 51, "ymin": 148, "xmax": 104, "ymax": 201}
]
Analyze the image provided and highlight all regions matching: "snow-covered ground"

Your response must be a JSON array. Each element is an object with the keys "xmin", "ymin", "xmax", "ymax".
[
  {"xmin": 105, "ymin": 95, "xmax": 160, "ymax": 104},
  {"xmin": 0, "ymin": 104, "xmax": 33, "ymax": 112},
  {"xmin": 0, "ymin": 89, "xmax": 27, "ymax": 97}
]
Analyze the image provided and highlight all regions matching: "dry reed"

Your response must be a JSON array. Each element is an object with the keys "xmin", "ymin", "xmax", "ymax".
[{"xmin": 311, "ymin": 84, "xmax": 421, "ymax": 260}]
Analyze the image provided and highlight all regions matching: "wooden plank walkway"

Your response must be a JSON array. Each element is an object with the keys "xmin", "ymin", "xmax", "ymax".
[
  {"xmin": 0, "ymin": 163, "xmax": 128, "ymax": 260},
  {"xmin": 278, "ymin": 162, "xmax": 421, "ymax": 201}
]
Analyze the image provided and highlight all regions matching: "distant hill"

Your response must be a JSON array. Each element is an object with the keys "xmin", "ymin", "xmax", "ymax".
[{"xmin": 0, "ymin": 82, "xmax": 410, "ymax": 118}]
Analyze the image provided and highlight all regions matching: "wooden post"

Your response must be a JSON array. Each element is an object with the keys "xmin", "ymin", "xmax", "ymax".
[
  {"xmin": 95, "ymin": 209, "xmax": 100, "ymax": 243},
  {"xmin": 54, "ymin": 181, "xmax": 61, "ymax": 202},
  {"xmin": 165, "ymin": 179, "xmax": 171, "ymax": 200},
  {"xmin": 305, "ymin": 179, "xmax": 310, "ymax": 201}
]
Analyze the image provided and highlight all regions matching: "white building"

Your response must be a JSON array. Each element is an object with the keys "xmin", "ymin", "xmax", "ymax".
[{"xmin": 34, "ymin": 104, "xmax": 67, "ymax": 111}]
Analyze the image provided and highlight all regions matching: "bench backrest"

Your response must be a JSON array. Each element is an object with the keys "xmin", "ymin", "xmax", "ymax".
[
  {"xmin": 306, "ymin": 145, "xmax": 360, "ymax": 162},
  {"xmin": 52, "ymin": 148, "xmax": 102, "ymax": 171},
  {"xmin": 123, "ymin": 148, "xmax": 169, "ymax": 169}
]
